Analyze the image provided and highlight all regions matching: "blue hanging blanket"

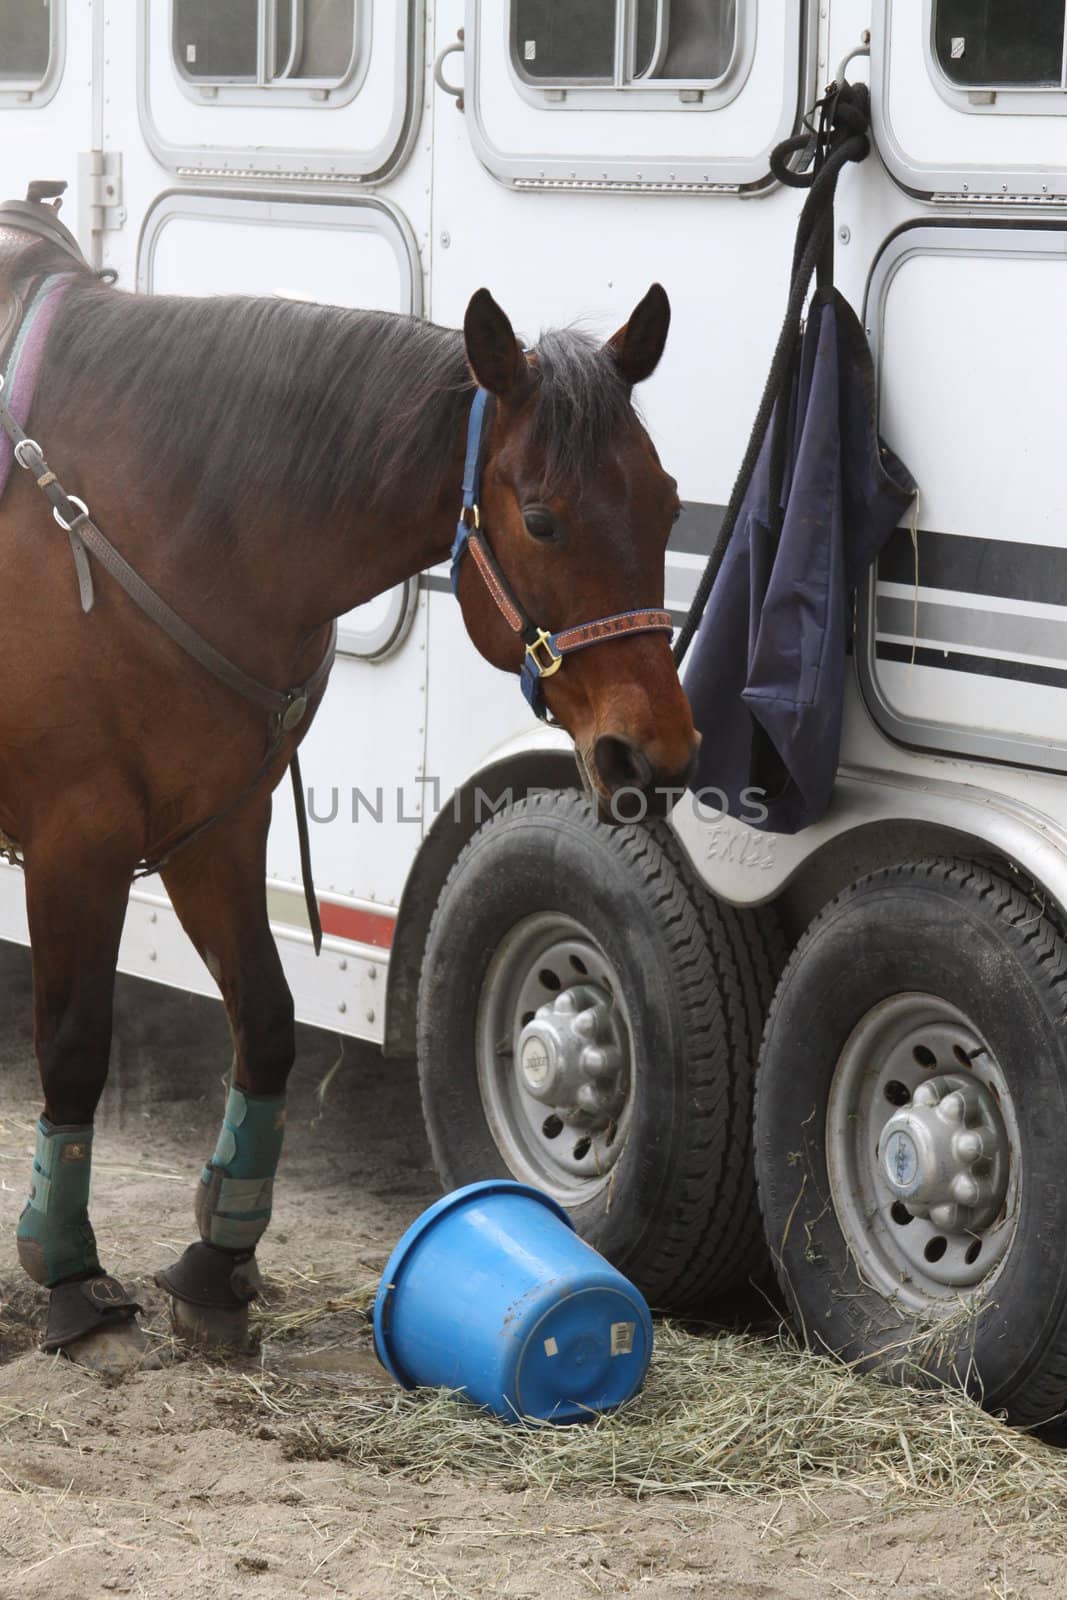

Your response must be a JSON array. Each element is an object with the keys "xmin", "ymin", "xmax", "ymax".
[{"xmin": 683, "ymin": 288, "xmax": 916, "ymax": 834}]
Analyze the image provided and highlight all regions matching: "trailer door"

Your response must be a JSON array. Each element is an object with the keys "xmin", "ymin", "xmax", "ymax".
[
  {"xmin": 463, "ymin": 0, "xmax": 812, "ymax": 192},
  {"xmin": 133, "ymin": 189, "xmax": 427, "ymax": 955},
  {"xmin": 138, "ymin": 0, "xmax": 420, "ymax": 184},
  {"xmin": 874, "ymin": 0, "xmax": 1067, "ymax": 200},
  {"xmin": 862, "ymin": 223, "xmax": 1067, "ymax": 773}
]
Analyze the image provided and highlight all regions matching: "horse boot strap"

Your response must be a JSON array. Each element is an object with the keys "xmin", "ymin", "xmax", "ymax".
[
  {"xmin": 42, "ymin": 1274, "xmax": 141, "ymax": 1352},
  {"xmin": 155, "ymin": 1240, "xmax": 262, "ymax": 1311},
  {"xmin": 17, "ymin": 1118, "xmax": 101, "ymax": 1287}
]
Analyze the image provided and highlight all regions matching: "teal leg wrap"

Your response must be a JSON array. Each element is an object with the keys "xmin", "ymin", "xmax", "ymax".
[
  {"xmin": 195, "ymin": 1086, "xmax": 286, "ymax": 1251},
  {"xmin": 16, "ymin": 1120, "xmax": 101, "ymax": 1287}
]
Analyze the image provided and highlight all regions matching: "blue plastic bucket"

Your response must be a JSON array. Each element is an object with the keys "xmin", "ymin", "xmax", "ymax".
[{"xmin": 373, "ymin": 1179, "xmax": 653, "ymax": 1423}]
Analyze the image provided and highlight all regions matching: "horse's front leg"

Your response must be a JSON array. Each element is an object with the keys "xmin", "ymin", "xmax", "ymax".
[
  {"xmin": 155, "ymin": 796, "xmax": 295, "ymax": 1349},
  {"xmin": 18, "ymin": 822, "xmax": 151, "ymax": 1375}
]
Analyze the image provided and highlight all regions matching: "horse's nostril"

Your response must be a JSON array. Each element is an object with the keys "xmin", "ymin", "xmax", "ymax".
[{"xmin": 593, "ymin": 735, "xmax": 654, "ymax": 798}]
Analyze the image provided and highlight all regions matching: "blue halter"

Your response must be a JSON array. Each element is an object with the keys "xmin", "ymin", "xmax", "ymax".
[
  {"xmin": 449, "ymin": 386, "xmax": 562, "ymax": 719},
  {"xmin": 449, "ymin": 386, "xmax": 490, "ymax": 596},
  {"xmin": 448, "ymin": 384, "xmax": 673, "ymax": 721}
]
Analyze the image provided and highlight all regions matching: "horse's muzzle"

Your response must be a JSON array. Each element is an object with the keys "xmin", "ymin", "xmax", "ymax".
[{"xmin": 588, "ymin": 734, "xmax": 699, "ymax": 825}]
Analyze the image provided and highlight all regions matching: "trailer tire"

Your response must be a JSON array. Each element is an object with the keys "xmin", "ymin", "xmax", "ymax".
[
  {"xmin": 756, "ymin": 857, "xmax": 1067, "ymax": 1426},
  {"xmin": 651, "ymin": 821, "xmax": 789, "ymax": 1287},
  {"xmin": 416, "ymin": 791, "xmax": 769, "ymax": 1309}
]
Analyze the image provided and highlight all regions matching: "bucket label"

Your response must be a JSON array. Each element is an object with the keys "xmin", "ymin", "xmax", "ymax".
[
  {"xmin": 543, "ymin": 1336, "xmax": 559, "ymax": 1357},
  {"xmin": 610, "ymin": 1321, "xmax": 635, "ymax": 1356}
]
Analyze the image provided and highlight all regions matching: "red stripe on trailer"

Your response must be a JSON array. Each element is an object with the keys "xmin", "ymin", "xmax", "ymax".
[{"xmin": 318, "ymin": 900, "xmax": 395, "ymax": 949}]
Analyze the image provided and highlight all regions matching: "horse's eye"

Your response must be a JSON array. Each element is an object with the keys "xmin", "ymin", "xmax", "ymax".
[
  {"xmin": 672, "ymin": 503, "xmax": 684, "ymax": 524},
  {"xmin": 522, "ymin": 505, "xmax": 560, "ymax": 542}
]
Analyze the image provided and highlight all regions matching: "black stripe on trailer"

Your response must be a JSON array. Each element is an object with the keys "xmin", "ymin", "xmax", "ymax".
[
  {"xmin": 877, "ymin": 640, "xmax": 1067, "ymax": 693},
  {"xmin": 669, "ymin": 502, "xmax": 726, "ymax": 558},
  {"xmin": 879, "ymin": 527, "xmax": 1067, "ymax": 609}
]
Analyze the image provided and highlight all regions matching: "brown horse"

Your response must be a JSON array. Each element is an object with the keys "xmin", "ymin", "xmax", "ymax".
[{"xmin": 0, "ymin": 225, "xmax": 696, "ymax": 1371}]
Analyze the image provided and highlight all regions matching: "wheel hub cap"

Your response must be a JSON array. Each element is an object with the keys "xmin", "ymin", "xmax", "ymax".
[
  {"xmin": 881, "ymin": 1073, "xmax": 1008, "ymax": 1232},
  {"xmin": 518, "ymin": 984, "xmax": 628, "ymax": 1131},
  {"xmin": 826, "ymin": 993, "xmax": 1021, "ymax": 1306},
  {"xmin": 476, "ymin": 914, "xmax": 634, "ymax": 1203}
]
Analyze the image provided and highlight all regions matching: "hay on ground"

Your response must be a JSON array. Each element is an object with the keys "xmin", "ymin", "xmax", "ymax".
[{"xmin": 206, "ymin": 1272, "xmax": 1067, "ymax": 1547}]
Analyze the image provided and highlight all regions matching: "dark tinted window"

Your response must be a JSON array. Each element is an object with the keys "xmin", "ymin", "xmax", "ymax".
[
  {"xmin": 514, "ymin": 0, "xmax": 736, "ymax": 87},
  {"xmin": 653, "ymin": 0, "xmax": 736, "ymax": 80},
  {"xmin": 513, "ymin": 0, "xmax": 616, "ymax": 83},
  {"xmin": 290, "ymin": 0, "xmax": 355, "ymax": 78},
  {"xmin": 0, "ymin": 0, "xmax": 52, "ymax": 83},
  {"xmin": 274, "ymin": 1, "xmax": 293, "ymax": 77},
  {"xmin": 176, "ymin": 0, "xmax": 356, "ymax": 86},
  {"xmin": 934, "ymin": 0, "xmax": 1065, "ymax": 88},
  {"xmin": 634, "ymin": 0, "xmax": 660, "ymax": 78},
  {"xmin": 175, "ymin": 0, "xmax": 258, "ymax": 81}
]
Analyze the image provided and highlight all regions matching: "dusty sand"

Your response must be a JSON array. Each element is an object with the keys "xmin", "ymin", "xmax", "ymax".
[{"xmin": 0, "ymin": 944, "xmax": 1063, "ymax": 1599}]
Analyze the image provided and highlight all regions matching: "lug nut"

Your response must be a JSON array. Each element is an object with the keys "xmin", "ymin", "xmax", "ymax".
[
  {"xmin": 941, "ymin": 1090, "xmax": 965, "ymax": 1122},
  {"xmin": 954, "ymin": 1129, "xmax": 984, "ymax": 1164},
  {"xmin": 581, "ymin": 1045, "xmax": 612, "ymax": 1078}
]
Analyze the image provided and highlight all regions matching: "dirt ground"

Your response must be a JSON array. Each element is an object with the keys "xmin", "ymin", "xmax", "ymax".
[{"xmin": 0, "ymin": 944, "xmax": 1064, "ymax": 1599}]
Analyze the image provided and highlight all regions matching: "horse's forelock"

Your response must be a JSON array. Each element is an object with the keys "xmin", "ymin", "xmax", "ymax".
[{"xmin": 529, "ymin": 327, "xmax": 635, "ymax": 491}]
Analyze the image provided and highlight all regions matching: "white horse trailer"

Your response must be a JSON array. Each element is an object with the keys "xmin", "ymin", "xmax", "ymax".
[{"xmin": 7, "ymin": 0, "xmax": 1067, "ymax": 1419}]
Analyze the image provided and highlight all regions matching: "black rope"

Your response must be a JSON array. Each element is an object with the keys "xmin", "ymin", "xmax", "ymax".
[{"xmin": 673, "ymin": 82, "xmax": 872, "ymax": 667}]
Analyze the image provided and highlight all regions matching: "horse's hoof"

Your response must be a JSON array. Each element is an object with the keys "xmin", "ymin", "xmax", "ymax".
[
  {"xmin": 61, "ymin": 1318, "xmax": 161, "ymax": 1378},
  {"xmin": 169, "ymin": 1294, "xmax": 251, "ymax": 1352}
]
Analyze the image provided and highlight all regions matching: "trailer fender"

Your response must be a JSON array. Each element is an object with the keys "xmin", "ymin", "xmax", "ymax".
[{"xmin": 669, "ymin": 765, "xmax": 1067, "ymax": 941}]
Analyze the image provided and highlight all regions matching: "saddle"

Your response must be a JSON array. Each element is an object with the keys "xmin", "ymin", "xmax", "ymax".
[
  {"xmin": 0, "ymin": 181, "xmax": 88, "ymax": 367},
  {"xmin": 0, "ymin": 180, "xmax": 86, "ymax": 271}
]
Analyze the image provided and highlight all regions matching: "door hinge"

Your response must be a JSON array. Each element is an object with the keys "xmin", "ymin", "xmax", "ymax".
[{"xmin": 77, "ymin": 151, "xmax": 125, "ymax": 237}]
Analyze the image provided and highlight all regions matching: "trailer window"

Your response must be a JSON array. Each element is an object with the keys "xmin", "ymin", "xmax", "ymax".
[
  {"xmin": 513, "ymin": 1, "xmax": 615, "ymax": 83},
  {"xmin": 512, "ymin": 0, "xmax": 737, "ymax": 91},
  {"xmin": 0, "ymin": 0, "xmax": 53, "ymax": 86},
  {"xmin": 174, "ymin": 0, "xmax": 357, "ymax": 89},
  {"xmin": 933, "ymin": 1, "xmax": 1066, "ymax": 90}
]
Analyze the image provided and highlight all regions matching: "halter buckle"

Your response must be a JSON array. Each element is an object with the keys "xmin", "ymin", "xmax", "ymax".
[{"xmin": 525, "ymin": 628, "xmax": 562, "ymax": 678}]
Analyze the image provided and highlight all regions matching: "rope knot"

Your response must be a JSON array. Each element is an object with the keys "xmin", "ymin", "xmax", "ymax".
[
  {"xmin": 770, "ymin": 80, "xmax": 871, "ymax": 188},
  {"xmin": 825, "ymin": 82, "xmax": 871, "ymax": 154}
]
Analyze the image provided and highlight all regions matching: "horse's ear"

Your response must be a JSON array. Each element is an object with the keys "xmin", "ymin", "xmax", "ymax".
[
  {"xmin": 464, "ymin": 288, "xmax": 533, "ymax": 405},
  {"xmin": 605, "ymin": 283, "xmax": 671, "ymax": 388}
]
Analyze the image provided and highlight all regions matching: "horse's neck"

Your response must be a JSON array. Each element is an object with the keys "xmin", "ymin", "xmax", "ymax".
[
  {"xmin": 287, "ymin": 315, "xmax": 471, "ymax": 624},
  {"xmin": 281, "ymin": 447, "xmax": 461, "ymax": 630},
  {"xmin": 337, "ymin": 499, "xmax": 456, "ymax": 615}
]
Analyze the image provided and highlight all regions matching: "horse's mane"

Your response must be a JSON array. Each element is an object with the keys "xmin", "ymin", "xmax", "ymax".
[{"xmin": 33, "ymin": 279, "xmax": 634, "ymax": 541}]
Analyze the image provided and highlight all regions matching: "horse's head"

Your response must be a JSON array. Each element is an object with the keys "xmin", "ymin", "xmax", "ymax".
[{"xmin": 453, "ymin": 285, "xmax": 698, "ymax": 824}]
